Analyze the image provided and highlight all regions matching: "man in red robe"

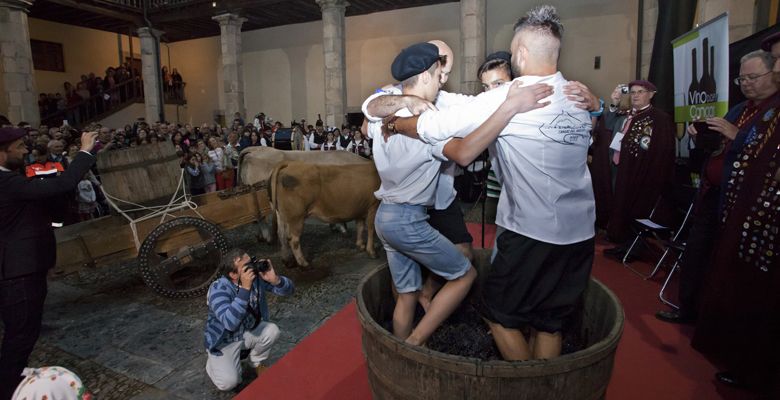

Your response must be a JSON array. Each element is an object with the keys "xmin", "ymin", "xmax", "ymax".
[
  {"xmin": 603, "ymin": 80, "xmax": 676, "ymax": 256},
  {"xmin": 656, "ymin": 49, "xmax": 778, "ymax": 325},
  {"xmin": 692, "ymin": 33, "xmax": 780, "ymax": 394}
]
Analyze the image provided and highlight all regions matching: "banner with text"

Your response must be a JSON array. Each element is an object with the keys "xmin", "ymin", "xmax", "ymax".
[{"xmin": 672, "ymin": 13, "xmax": 729, "ymax": 123}]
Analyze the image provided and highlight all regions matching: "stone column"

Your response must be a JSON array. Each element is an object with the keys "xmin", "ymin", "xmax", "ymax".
[
  {"xmin": 0, "ymin": 0, "xmax": 39, "ymax": 126},
  {"xmin": 137, "ymin": 27, "xmax": 164, "ymax": 123},
  {"xmin": 459, "ymin": 0, "xmax": 485, "ymax": 95},
  {"xmin": 317, "ymin": 0, "xmax": 348, "ymax": 128},
  {"xmin": 213, "ymin": 13, "xmax": 246, "ymax": 122}
]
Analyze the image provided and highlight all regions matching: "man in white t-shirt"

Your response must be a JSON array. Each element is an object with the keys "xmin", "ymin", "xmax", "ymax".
[{"xmin": 385, "ymin": 5, "xmax": 602, "ymax": 361}]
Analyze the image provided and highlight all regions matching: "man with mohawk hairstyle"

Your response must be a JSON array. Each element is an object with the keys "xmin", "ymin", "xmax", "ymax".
[{"xmin": 386, "ymin": 5, "xmax": 602, "ymax": 360}]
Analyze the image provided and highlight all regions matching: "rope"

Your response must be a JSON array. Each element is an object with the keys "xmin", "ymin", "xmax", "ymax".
[{"xmin": 100, "ymin": 168, "xmax": 204, "ymax": 250}]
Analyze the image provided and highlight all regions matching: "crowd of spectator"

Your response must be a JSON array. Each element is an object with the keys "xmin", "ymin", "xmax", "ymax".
[
  {"xmin": 38, "ymin": 62, "xmax": 185, "ymax": 127},
  {"xmin": 0, "ymin": 111, "xmax": 373, "ymax": 224}
]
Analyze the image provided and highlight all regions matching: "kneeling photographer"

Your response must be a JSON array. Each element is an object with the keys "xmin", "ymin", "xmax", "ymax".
[{"xmin": 204, "ymin": 248, "xmax": 294, "ymax": 391}]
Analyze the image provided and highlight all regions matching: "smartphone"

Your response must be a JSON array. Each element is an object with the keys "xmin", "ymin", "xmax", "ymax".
[{"xmin": 692, "ymin": 121, "xmax": 720, "ymax": 151}]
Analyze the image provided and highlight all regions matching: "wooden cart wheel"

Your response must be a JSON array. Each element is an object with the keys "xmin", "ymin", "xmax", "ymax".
[{"xmin": 138, "ymin": 217, "xmax": 228, "ymax": 298}]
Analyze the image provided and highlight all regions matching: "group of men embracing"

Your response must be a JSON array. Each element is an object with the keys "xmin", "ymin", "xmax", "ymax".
[{"xmin": 362, "ymin": 5, "xmax": 603, "ymax": 360}]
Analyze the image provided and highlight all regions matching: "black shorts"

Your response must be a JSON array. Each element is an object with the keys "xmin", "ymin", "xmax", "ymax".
[
  {"xmin": 477, "ymin": 230, "xmax": 594, "ymax": 333},
  {"xmin": 427, "ymin": 199, "xmax": 473, "ymax": 245}
]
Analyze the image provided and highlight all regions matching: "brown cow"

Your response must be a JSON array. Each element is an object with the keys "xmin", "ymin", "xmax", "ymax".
[
  {"xmin": 239, "ymin": 146, "xmax": 370, "ymax": 242},
  {"xmin": 269, "ymin": 161, "xmax": 380, "ymax": 267}
]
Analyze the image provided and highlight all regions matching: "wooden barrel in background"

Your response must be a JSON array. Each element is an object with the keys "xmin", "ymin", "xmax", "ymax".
[
  {"xmin": 356, "ymin": 250, "xmax": 625, "ymax": 400},
  {"xmin": 96, "ymin": 142, "xmax": 182, "ymax": 205}
]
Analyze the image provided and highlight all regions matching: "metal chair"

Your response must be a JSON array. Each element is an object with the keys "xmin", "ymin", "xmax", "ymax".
[
  {"xmin": 657, "ymin": 239, "xmax": 686, "ymax": 309},
  {"xmin": 623, "ymin": 201, "xmax": 694, "ymax": 280}
]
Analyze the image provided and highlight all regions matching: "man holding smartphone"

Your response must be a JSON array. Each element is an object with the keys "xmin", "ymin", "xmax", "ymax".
[
  {"xmin": 203, "ymin": 248, "xmax": 294, "ymax": 391},
  {"xmin": 0, "ymin": 128, "xmax": 98, "ymax": 398},
  {"xmin": 656, "ymin": 49, "xmax": 779, "ymax": 326}
]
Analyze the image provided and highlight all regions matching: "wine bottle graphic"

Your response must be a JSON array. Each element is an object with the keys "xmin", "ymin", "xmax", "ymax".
[
  {"xmin": 698, "ymin": 38, "xmax": 717, "ymax": 102},
  {"xmin": 688, "ymin": 48, "xmax": 699, "ymax": 106},
  {"xmin": 710, "ymin": 44, "xmax": 717, "ymax": 98}
]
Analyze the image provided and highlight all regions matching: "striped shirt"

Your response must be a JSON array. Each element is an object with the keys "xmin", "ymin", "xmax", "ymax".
[{"xmin": 204, "ymin": 275, "xmax": 294, "ymax": 354}]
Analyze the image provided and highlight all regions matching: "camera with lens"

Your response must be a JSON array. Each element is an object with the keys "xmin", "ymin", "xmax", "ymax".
[
  {"xmin": 244, "ymin": 256, "xmax": 271, "ymax": 275},
  {"xmin": 619, "ymin": 84, "xmax": 629, "ymax": 94}
]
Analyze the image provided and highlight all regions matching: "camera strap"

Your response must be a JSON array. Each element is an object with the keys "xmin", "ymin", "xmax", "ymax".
[{"xmin": 247, "ymin": 284, "xmax": 262, "ymax": 330}]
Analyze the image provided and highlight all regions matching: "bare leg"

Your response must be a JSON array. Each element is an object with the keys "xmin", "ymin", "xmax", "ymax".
[
  {"xmin": 393, "ymin": 291, "xmax": 420, "ymax": 340},
  {"xmin": 419, "ymin": 242, "xmax": 471, "ymax": 312},
  {"xmin": 532, "ymin": 331, "xmax": 562, "ymax": 360},
  {"xmin": 485, "ymin": 319, "xmax": 532, "ymax": 361},
  {"xmin": 405, "ymin": 266, "xmax": 477, "ymax": 346},
  {"xmin": 419, "ymin": 275, "xmax": 443, "ymax": 313}
]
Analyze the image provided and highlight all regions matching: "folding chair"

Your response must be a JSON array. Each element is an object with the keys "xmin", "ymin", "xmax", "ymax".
[
  {"xmin": 623, "ymin": 200, "xmax": 694, "ymax": 280},
  {"xmin": 657, "ymin": 239, "xmax": 685, "ymax": 309}
]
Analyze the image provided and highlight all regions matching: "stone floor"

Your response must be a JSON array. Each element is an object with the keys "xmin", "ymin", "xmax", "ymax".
[{"xmin": 21, "ymin": 220, "xmax": 386, "ymax": 399}]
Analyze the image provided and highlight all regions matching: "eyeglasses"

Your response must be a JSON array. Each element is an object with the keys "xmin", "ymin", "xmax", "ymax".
[
  {"xmin": 629, "ymin": 90, "xmax": 650, "ymax": 95},
  {"xmin": 733, "ymin": 71, "xmax": 772, "ymax": 85}
]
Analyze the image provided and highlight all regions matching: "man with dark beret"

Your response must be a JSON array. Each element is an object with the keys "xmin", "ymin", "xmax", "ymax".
[
  {"xmin": 691, "ymin": 33, "xmax": 780, "ymax": 394},
  {"xmin": 0, "ymin": 127, "xmax": 98, "ymax": 398},
  {"xmin": 602, "ymin": 79, "xmax": 676, "ymax": 256}
]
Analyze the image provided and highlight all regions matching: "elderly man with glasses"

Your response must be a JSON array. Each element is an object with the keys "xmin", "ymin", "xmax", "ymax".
[
  {"xmin": 655, "ymin": 49, "xmax": 778, "ymax": 327},
  {"xmin": 601, "ymin": 79, "xmax": 676, "ymax": 258},
  {"xmin": 691, "ymin": 40, "xmax": 780, "ymax": 393}
]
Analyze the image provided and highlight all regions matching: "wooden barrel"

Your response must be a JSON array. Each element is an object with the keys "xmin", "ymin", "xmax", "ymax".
[
  {"xmin": 356, "ymin": 250, "xmax": 624, "ymax": 400},
  {"xmin": 96, "ymin": 142, "xmax": 182, "ymax": 205}
]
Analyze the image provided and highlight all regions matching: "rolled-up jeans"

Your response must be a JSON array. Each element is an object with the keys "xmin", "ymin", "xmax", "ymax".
[
  {"xmin": 206, "ymin": 321, "xmax": 280, "ymax": 391},
  {"xmin": 374, "ymin": 202, "xmax": 471, "ymax": 294}
]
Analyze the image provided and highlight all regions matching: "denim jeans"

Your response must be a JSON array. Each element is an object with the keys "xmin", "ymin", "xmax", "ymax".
[{"xmin": 374, "ymin": 202, "xmax": 470, "ymax": 293}]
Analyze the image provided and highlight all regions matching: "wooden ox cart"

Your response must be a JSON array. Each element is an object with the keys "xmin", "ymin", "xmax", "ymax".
[{"xmin": 54, "ymin": 143, "xmax": 272, "ymax": 298}]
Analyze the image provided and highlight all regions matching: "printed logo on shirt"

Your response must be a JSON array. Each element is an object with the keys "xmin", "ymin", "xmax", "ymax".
[{"xmin": 535, "ymin": 110, "xmax": 591, "ymax": 145}]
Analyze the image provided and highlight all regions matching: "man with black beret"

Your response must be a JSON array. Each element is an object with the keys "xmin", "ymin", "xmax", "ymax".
[
  {"xmin": 0, "ymin": 127, "xmax": 98, "ymax": 398},
  {"xmin": 363, "ymin": 40, "xmax": 476, "ymax": 313}
]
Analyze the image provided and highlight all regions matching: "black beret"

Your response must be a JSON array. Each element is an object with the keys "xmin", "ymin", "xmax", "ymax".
[
  {"xmin": 486, "ymin": 51, "xmax": 512, "ymax": 64},
  {"xmin": 762, "ymin": 31, "xmax": 780, "ymax": 51},
  {"xmin": 391, "ymin": 42, "xmax": 440, "ymax": 81}
]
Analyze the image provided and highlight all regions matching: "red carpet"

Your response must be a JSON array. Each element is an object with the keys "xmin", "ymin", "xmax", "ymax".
[{"xmin": 238, "ymin": 223, "xmax": 755, "ymax": 400}]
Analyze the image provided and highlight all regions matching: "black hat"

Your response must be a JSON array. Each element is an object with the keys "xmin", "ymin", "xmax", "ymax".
[
  {"xmin": 761, "ymin": 31, "xmax": 780, "ymax": 51},
  {"xmin": 0, "ymin": 127, "xmax": 26, "ymax": 145},
  {"xmin": 486, "ymin": 51, "xmax": 512, "ymax": 64},
  {"xmin": 391, "ymin": 42, "xmax": 440, "ymax": 81}
]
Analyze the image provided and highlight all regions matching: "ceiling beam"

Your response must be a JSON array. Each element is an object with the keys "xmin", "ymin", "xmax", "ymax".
[
  {"xmin": 44, "ymin": 0, "xmax": 144, "ymax": 25},
  {"xmin": 150, "ymin": 0, "xmax": 284, "ymax": 23}
]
